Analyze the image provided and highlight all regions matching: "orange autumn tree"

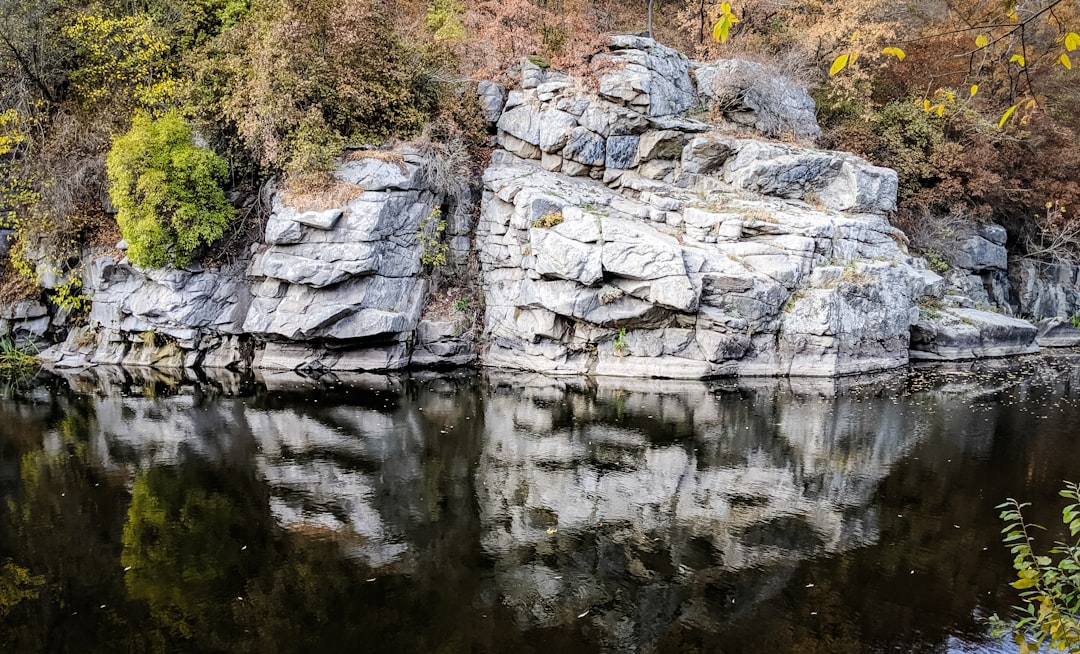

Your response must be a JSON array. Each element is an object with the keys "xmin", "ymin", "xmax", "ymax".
[{"xmin": 702, "ymin": 0, "xmax": 1079, "ymax": 257}]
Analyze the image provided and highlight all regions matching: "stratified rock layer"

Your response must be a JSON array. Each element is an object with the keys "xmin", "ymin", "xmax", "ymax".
[
  {"xmin": 478, "ymin": 37, "xmax": 990, "ymax": 378},
  {"xmin": 35, "ymin": 36, "xmax": 1055, "ymax": 377}
]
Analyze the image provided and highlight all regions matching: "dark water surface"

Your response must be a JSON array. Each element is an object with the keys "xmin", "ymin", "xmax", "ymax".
[{"xmin": 2, "ymin": 356, "xmax": 1080, "ymax": 653}]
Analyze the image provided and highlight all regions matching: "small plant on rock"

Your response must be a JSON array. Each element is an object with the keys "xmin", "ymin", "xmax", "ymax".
[
  {"xmin": 532, "ymin": 211, "xmax": 564, "ymax": 229},
  {"xmin": 612, "ymin": 327, "xmax": 628, "ymax": 356},
  {"xmin": 452, "ymin": 295, "xmax": 471, "ymax": 312},
  {"xmin": 598, "ymin": 286, "xmax": 623, "ymax": 305},
  {"xmin": 924, "ymin": 249, "xmax": 949, "ymax": 273},
  {"xmin": 418, "ymin": 207, "xmax": 449, "ymax": 267}
]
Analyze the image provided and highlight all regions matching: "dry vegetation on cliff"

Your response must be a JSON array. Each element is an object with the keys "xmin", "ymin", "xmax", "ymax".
[{"xmin": 0, "ymin": 0, "xmax": 1079, "ymax": 289}]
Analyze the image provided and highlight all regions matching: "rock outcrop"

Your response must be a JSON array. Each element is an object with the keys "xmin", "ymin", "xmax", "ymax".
[
  {"xmin": 477, "ymin": 37, "xmax": 1036, "ymax": 377},
  {"xmin": 0, "ymin": 299, "xmax": 52, "ymax": 344},
  {"xmin": 24, "ymin": 36, "xmax": 1072, "ymax": 377},
  {"xmin": 41, "ymin": 150, "xmax": 477, "ymax": 371}
]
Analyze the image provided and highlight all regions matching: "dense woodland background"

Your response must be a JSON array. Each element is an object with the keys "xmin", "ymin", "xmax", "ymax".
[{"xmin": 1, "ymin": 0, "xmax": 1079, "ymax": 302}]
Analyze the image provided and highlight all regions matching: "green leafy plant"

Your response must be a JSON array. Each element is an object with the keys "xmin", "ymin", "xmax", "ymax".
[
  {"xmin": 990, "ymin": 481, "xmax": 1080, "ymax": 653},
  {"xmin": 612, "ymin": 327, "xmax": 628, "ymax": 356},
  {"xmin": 452, "ymin": 295, "xmax": 471, "ymax": 312},
  {"xmin": 106, "ymin": 111, "xmax": 235, "ymax": 268},
  {"xmin": 924, "ymin": 249, "xmax": 950, "ymax": 273},
  {"xmin": 424, "ymin": 0, "xmax": 465, "ymax": 41},
  {"xmin": 1070, "ymin": 314, "xmax": 1080, "ymax": 330},
  {"xmin": 50, "ymin": 274, "xmax": 90, "ymax": 315},
  {"xmin": 418, "ymin": 207, "xmax": 449, "ymax": 267}
]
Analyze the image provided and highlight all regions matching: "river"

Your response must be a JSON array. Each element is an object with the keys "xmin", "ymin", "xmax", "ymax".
[{"xmin": 1, "ymin": 355, "xmax": 1079, "ymax": 652}]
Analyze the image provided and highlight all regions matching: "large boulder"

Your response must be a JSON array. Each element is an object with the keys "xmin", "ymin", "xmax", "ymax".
[
  {"xmin": 1034, "ymin": 318, "xmax": 1080, "ymax": 347},
  {"xmin": 695, "ymin": 59, "xmax": 821, "ymax": 140},
  {"xmin": 594, "ymin": 35, "xmax": 696, "ymax": 117}
]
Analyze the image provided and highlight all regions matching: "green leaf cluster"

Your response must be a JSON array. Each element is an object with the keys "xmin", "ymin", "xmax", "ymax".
[
  {"xmin": 62, "ymin": 12, "xmax": 176, "ymax": 112},
  {"xmin": 425, "ymin": 0, "xmax": 465, "ymax": 42},
  {"xmin": 991, "ymin": 481, "xmax": 1080, "ymax": 653},
  {"xmin": 106, "ymin": 111, "xmax": 235, "ymax": 268}
]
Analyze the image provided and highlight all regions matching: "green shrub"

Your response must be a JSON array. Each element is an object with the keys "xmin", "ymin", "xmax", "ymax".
[
  {"xmin": 106, "ymin": 111, "xmax": 234, "ymax": 268},
  {"xmin": 424, "ymin": 0, "xmax": 465, "ymax": 41},
  {"xmin": 872, "ymin": 100, "xmax": 952, "ymax": 203}
]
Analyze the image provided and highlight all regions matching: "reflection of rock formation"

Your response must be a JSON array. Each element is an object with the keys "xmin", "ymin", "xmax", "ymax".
[
  {"xmin": 246, "ymin": 399, "xmax": 428, "ymax": 569},
  {"xmin": 15, "ymin": 359, "xmax": 1080, "ymax": 651},
  {"xmin": 35, "ymin": 368, "xmax": 479, "ymax": 571},
  {"xmin": 477, "ymin": 372, "xmax": 924, "ymax": 647}
]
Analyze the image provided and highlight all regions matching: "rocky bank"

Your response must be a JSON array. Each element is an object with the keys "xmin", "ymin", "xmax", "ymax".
[{"xmin": 11, "ymin": 36, "xmax": 1080, "ymax": 378}]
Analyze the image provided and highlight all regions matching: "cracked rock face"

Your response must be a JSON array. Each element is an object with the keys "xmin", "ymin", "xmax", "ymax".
[
  {"xmin": 478, "ymin": 150, "xmax": 928, "ymax": 378},
  {"xmin": 43, "ymin": 150, "xmax": 478, "ymax": 373},
  {"xmin": 479, "ymin": 36, "xmax": 949, "ymax": 378},
  {"xmin": 35, "ymin": 35, "xmax": 1055, "ymax": 377},
  {"xmin": 694, "ymin": 59, "xmax": 821, "ymax": 140}
]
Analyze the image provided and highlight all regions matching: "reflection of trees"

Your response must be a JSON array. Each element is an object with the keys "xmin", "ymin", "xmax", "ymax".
[
  {"xmin": 0, "ymin": 392, "xmax": 169, "ymax": 652},
  {"xmin": 0, "ymin": 559, "xmax": 44, "ymax": 615},
  {"xmin": 121, "ymin": 465, "xmax": 266, "ymax": 644},
  {"xmin": 2, "ymin": 359, "xmax": 1080, "ymax": 651}
]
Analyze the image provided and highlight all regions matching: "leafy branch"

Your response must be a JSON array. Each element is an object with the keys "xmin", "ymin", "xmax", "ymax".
[{"xmin": 991, "ymin": 481, "xmax": 1080, "ymax": 653}]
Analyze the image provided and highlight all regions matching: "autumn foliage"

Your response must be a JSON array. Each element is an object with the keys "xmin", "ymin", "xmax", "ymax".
[{"xmin": 1, "ymin": 0, "xmax": 1079, "ymax": 274}]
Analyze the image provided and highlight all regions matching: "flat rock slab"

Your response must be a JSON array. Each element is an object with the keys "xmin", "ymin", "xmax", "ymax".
[
  {"xmin": 1034, "ymin": 318, "xmax": 1080, "ymax": 347},
  {"xmin": 910, "ymin": 308, "xmax": 1039, "ymax": 360}
]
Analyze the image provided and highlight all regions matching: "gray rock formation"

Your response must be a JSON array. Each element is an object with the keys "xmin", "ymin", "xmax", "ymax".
[
  {"xmin": 41, "ymin": 150, "xmax": 478, "ymax": 372},
  {"xmin": 910, "ymin": 308, "xmax": 1039, "ymax": 360},
  {"xmin": 41, "ymin": 258, "xmax": 251, "ymax": 369},
  {"xmin": 1010, "ymin": 258, "xmax": 1080, "ymax": 320},
  {"xmin": 1034, "ymin": 317, "xmax": 1080, "ymax": 347},
  {"xmin": 694, "ymin": 59, "xmax": 821, "ymax": 140},
  {"xmin": 478, "ymin": 36, "xmax": 965, "ymax": 378},
  {"xmin": 26, "ymin": 35, "xmax": 1069, "ymax": 378},
  {"xmin": 595, "ymin": 35, "xmax": 696, "ymax": 117},
  {"xmin": 0, "ymin": 299, "xmax": 51, "ymax": 343}
]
